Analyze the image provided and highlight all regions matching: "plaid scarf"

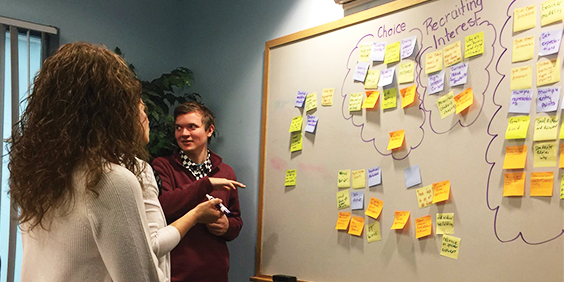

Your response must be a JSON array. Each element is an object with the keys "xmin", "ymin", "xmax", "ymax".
[{"xmin": 179, "ymin": 150, "xmax": 212, "ymax": 180}]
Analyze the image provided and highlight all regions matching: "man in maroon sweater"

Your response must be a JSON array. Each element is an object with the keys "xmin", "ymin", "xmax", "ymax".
[{"xmin": 152, "ymin": 101, "xmax": 245, "ymax": 282}]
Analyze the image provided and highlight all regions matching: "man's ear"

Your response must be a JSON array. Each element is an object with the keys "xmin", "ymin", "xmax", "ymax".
[{"xmin": 206, "ymin": 124, "xmax": 215, "ymax": 137}]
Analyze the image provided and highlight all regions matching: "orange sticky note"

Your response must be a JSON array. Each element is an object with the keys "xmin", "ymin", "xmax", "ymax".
[
  {"xmin": 348, "ymin": 216, "xmax": 365, "ymax": 236},
  {"xmin": 387, "ymin": 130, "xmax": 405, "ymax": 150},
  {"xmin": 530, "ymin": 172, "xmax": 554, "ymax": 196},
  {"xmin": 503, "ymin": 172, "xmax": 526, "ymax": 196},
  {"xmin": 560, "ymin": 143, "xmax": 564, "ymax": 168},
  {"xmin": 362, "ymin": 91, "xmax": 380, "ymax": 109},
  {"xmin": 335, "ymin": 212, "xmax": 352, "ymax": 230},
  {"xmin": 432, "ymin": 180, "xmax": 450, "ymax": 203},
  {"xmin": 400, "ymin": 85, "xmax": 417, "ymax": 108},
  {"xmin": 415, "ymin": 215, "xmax": 433, "ymax": 239},
  {"xmin": 365, "ymin": 197, "xmax": 384, "ymax": 219},
  {"xmin": 454, "ymin": 87, "xmax": 473, "ymax": 114},
  {"xmin": 503, "ymin": 145, "xmax": 527, "ymax": 169},
  {"xmin": 391, "ymin": 211, "xmax": 410, "ymax": 230}
]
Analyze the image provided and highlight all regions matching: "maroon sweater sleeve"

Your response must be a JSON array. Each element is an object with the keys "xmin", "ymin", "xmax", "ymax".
[{"xmin": 220, "ymin": 168, "xmax": 243, "ymax": 242}]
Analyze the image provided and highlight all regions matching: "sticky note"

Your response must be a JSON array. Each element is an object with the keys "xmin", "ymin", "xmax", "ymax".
[
  {"xmin": 510, "ymin": 65, "xmax": 532, "ymax": 90},
  {"xmin": 514, "ymin": 5, "xmax": 536, "ymax": 32},
  {"xmin": 378, "ymin": 67, "xmax": 395, "ymax": 87},
  {"xmin": 335, "ymin": 212, "xmax": 351, "ymax": 230},
  {"xmin": 353, "ymin": 61, "xmax": 370, "ymax": 82},
  {"xmin": 370, "ymin": 42, "xmax": 386, "ymax": 62},
  {"xmin": 365, "ymin": 70, "xmax": 380, "ymax": 89},
  {"xmin": 503, "ymin": 172, "xmax": 526, "ymax": 197},
  {"xmin": 400, "ymin": 85, "xmax": 417, "ymax": 108},
  {"xmin": 391, "ymin": 211, "xmax": 410, "ymax": 230},
  {"xmin": 401, "ymin": 36, "xmax": 417, "ymax": 59},
  {"xmin": 560, "ymin": 143, "xmax": 564, "ymax": 167},
  {"xmin": 512, "ymin": 35, "xmax": 535, "ymax": 62},
  {"xmin": 560, "ymin": 174, "xmax": 564, "ymax": 198},
  {"xmin": 305, "ymin": 92, "xmax": 317, "ymax": 112},
  {"xmin": 368, "ymin": 167, "xmax": 382, "ymax": 187},
  {"xmin": 425, "ymin": 49, "xmax": 443, "ymax": 74},
  {"xmin": 436, "ymin": 213, "xmax": 454, "ymax": 235},
  {"xmin": 415, "ymin": 215, "xmax": 432, "ymax": 239},
  {"xmin": 505, "ymin": 116, "xmax": 530, "ymax": 139},
  {"xmin": 541, "ymin": 0, "xmax": 563, "ymax": 26},
  {"xmin": 416, "ymin": 185, "xmax": 434, "ymax": 208},
  {"xmin": 365, "ymin": 197, "xmax": 384, "ymax": 219},
  {"xmin": 382, "ymin": 88, "xmax": 398, "ymax": 110},
  {"xmin": 322, "ymin": 88, "xmax": 334, "ymax": 106},
  {"xmin": 336, "ymin": 189, "xmax": 351, "ymax": 209},
  {"xmin": 429, "ymin": 70, "xmax": 445, "ymax": 95},
  {"xmin": 359, "ymin": 43, "xmax": 372, "ymax": 62},
  {"xmin": 450, "ymin": 62, "xmax": 468, "ymax": 87},
  {"xmin": 284, "ymin": 169, "xmax": 297, "ymax": 186},
  {"xmin": 404, "ymin": 165, "xmax": 422, "ymax": 188},
  {"xmin": 465, "ymin": 31, "xmax": 484, "ymax": 58},
  {"xmin": 444, "ymin": 41, "xmax": 462, "ymax": 67},
  {"xmin": 533, "ymin": 141, "xmax": 558, "ymax": 167},
  {"xmin": 362, "ymin": 91, "xmax": 380, "ymax": 109},
  {"xmin": 338, "ymin": 169, "xmax": 351, "ymax": 188},
  {"xmin": 366, "ymin": 221, "xmax": 382, "ymax": 242},
  {"xmin": 398, "ymin": 61, "xmax": 415, "ymax": 84},
  {"xmin": 454, "ymin": 87, "xmax": 473, "ymax": 114},
  {"xmin": 352, "ymin": 169, "xmax": 366, "ymax": 188},
  {"xmin": 388, "ymin": 129, "xmax": 405, "ymax": 150},
  {"xmin": 539, "ymin": 29, "xmax": 562, "ymax": 56},
  {"xmin": 289, "ymin": 115, "xmax": 303, "ymax": 133},
  {"xmin": 384, "ymin": 41, "xmax": 400, "ymax": 64},
  {"xmin": 295, "ymin": 91, "xmax": 307, "ymax": 107},
  {"xmin": 290, "ymin": 133, "xmax": 302, "ymax": 152},
  {"xmin": 349, "ymin": 92, "xmax": 363, "ymax": 112},
  {"xmin": 351, "ymin": 191, "xmax": 364, "ymax": 210},
  {"xmin": 437, "ymin": 91, "xmax": 456, "ymax": 119},
  {"xmin": 348, "ymin": 216, "xmax": 365, "ymax": 236},
  {"xmin": 561, "ymin": 124, "xmax": 564, "ymax": 139},
  {"xmin": 534, "ymin": 116, "xmax": 559, "ymax": 141},
  {"xmin": 509, "ymin": 89, "xmax": 532, "ymax": 114},
  {"xmin": 432, "ymin": 180, "xmax": 450, "ymax": 203},
  {"xmin": 440, "ymin": 235, "xmax": 461, "ymax": 259},
  {"xmin": 530, "ymin": 171, "xmax": 554, "ymax": 196},
  {"xmin": 305, "ymin": 115, "xmax": 318, "ymax": 133},
  {"xmin": 537, "ymin": 58, "xmax": 560, "ymax": 86},
  {"xmin": 503, "ymin": 145, "xmax": 527, "ymax": 169}
]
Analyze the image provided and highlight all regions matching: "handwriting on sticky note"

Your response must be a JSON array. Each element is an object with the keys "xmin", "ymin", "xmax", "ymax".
[
  {"xmin": 443, "ymin": 41, "xmax": 462, "ymax": 67},
  {"xmin": 368, "ymin": 167, "xmax": 382, "ymax": 187},
  {"xmin": 387, "ymin": 129, "xmax": 405, "ymax": 150},
  {"xmin": 378, "ymin": 67, "xmax": 395, "ymax": 87},
  {"xmin": 425, "ymin": 49, "xmax": 443, "ymax": 74},
  {"xmin": 336, "ymin": 189, "xmax": 351, "ymax": 209},
  {"xmin": 289, "ymin": 115, "xmax": 303, "ymax": 133},
  {"xmin": 284, "ymin": 169, "xmax": 297, "ymax": 186},
  {"xmin": 428, "ymin": 70, "xmax": 445, "ymax": 94},
  {"xmin": 382, "ymin": 88, "xmax": 398, "ymax": 110},
  {"xmin": 541, "ymin": 0, "xmax": 563, "ymax": 26},
  {"xmin": 441, "ymin": 235, "xmax": 461, "ymax": 259},
  {"xmin": 365, "ymin": 69, "xmax": 380, "ymax": 89},
  {"xmin": 512, "ymin": 35, "xmax": 535, "ymax": 62},
  {"xmin": 322, "ymin": 88, "xmax": 334, "ymax": 106},
  {"xmin": 437, "ymin": 91, "xmax": 456, "ymax": 119},
  {"xmin": 450, "ymin": 62, "xmax": 468, "ymax": 87},
  {"xmin": 350, "ymin": 191, "xmax": 364, "ymax": 210},
  {"xmin": 349, "ymin": 92, "xmax": 363, "ymax": 111},
  {"xmin": 514, "ymin": 5, "xmax": 536, "ymax": 32},
  {"xmin": 465, "ymin": 31, "xmax": 484, "ymax": 58},
  {"xmin": 534, "ymin": 116, "xmax": 559, "ymax": 141},
  {"xmin": 539, "ymin": 29, "xmax": 562, "ymax": 56},
  {"xmin": 338, "ymin": 169, "xmax": 351, "ymax": 188},
  {"xmin": 371, "ymin": 42, "xmax": 386, "ymax": 62},
  {"xmin": 304, "ymin": 115, "xmax": 319, "ymax": 134},
  {"xmin": 415, "ymin": 215, "xmax": 432, "ymax": 239},
  {"xmin": 505, "ymin": 116, "xmax": 530, "ymax": 139},
  {"xmin": 400, "ymin": 85, "xmax": 416, "ymax": 108},
  {"xmin": 398, "ymin": 61, "xmax": 415, "ymax": 84},
  {"xmin": 509, "ymin": 89, "xmax": 532, "ymax": 114},
  {"xmin": 295, "ymin": 91, "xmax": 307, "ymax": 107},
  {"xmin": 391, "ymin": 211, "xmax": 410, "ymax": 230},
  {"xmin": 366, "ymin": 221, "xmax": 381, "ymax": 242},
  {"xmin": 503, "ymin": 172, "xmax": 526, "ymax": 197},
  {"xmin": 436, "ymin": 213, "xmax": 454, "ymax": 235},
  {"xmin": 348, "ymin": 216, "xmax": 365, "ymax": 236},
  {"xmin": 416, "ymin": 185, "xmax": 433, "ymax": 208},
  {"xmin": 537, "ymin": 58, "xmax": 560, "ymax": 86},
  {"xmin": 335, "ymin": 212, "xmax": 351, "ymax": 230},
  {"xmin": 365, "ymin": 197, "xmax": 384, "ymax": 219},
  {"xmin": 290, "ymin": 133, "xmax": 302, "ymax": 152},
  {"xmin": 533, "ymin": 141, "xmax": 558, "ymax": 168},
  {"xmin": 401, "ymin": 36, "xmax": 417, "ymax": 59},
  {"xmin": 503, "ymin": 145, "xmax": 527, "ymax": 169},
  {"xmin": 384, "ymin": 41, "xmax": 400, "ymax": 64},
  {"xmin": 352, "ymin": 169, "xmax": 366, "ymax": 189},
  {"xmin": 510, "ymin": 65, "xmax": 532, "ymax": 90},
  {"xmin": 305, "ymin": 92, "xmax": 317, "ymax": 112},
  {"xmin": 454, "ymin": 87, "xmax": 473, "ymax": 114},
  {"xmin": 362, "ymin": 91, "xmax": 380, "ymax": 109},
  {"xmin": 530, "ymin": 171, "xmax": 554, "ymax": 196},
  {"xmin": 432, "ymin": 180, "xmax": 450, "ymax": 203},
  {"xmin": 359, "ymin": 43, "xmax": 372, "ymax": 62}
]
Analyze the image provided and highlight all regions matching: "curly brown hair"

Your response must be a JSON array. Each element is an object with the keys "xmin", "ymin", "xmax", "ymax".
[{"xmin": 8, "ymin": 42, "xmax": 148, "ymax": 230}]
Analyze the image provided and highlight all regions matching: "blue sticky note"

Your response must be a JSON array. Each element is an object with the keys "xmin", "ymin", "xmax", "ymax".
[
  {"xmin": 295, "ymin": 91, "xmax": 307, "ymax": 108},
  {"xmin": 428, "ymin": 70, "xmax": 445, "ymax": 94},
  {"xmin": 368, "ymin": 166, "xmax": 381, "ymax": 187},
  {"xmin": 351, "ymin": 191, "xmax": 364, "ymax": 210},
  {"xmin": 449, "ymin": 62, "xmax": 468, "ymax": 87},
  {"xmin": 508, "ymin": 89, "xmax": 532, "ymax": 114},
  {"xmin": 404, "ymin": 165, "xmax": 421, "ymax": 188},
  {"xmin": 305, "ymin": 115, "xmax": 318, "ymax": 133},
  {"xmin": 353, "ymin": 61, "xmax": 370, "ymax": 82},
  {"xmin": 536, "ymin": 86, "xmax": 560, "ymax": 113}
]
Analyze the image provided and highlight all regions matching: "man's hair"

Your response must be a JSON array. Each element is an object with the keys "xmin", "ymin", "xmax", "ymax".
[
  {"xmin": 174, "ymin": 101, "xmax": 216, "ymax": 131},
  {"xmin": 8, "ymin": 42, "xmax": 147, "ymax": 230}
]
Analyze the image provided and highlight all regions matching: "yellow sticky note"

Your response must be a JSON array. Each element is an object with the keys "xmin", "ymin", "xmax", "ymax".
[
  {"xmin": 437, "ymin": 91, "xmax": 456, "ymax": 119},
  {"xmin": 510, "ymin": 65, "xmax": 532, "ymax": 90},
  {"xmin": 362, "ymin": 91, "xmax": 379, "ymax": 109},
  {"xmin": 505, "ymin": 116, "xmax": 530, "ymax": 139},
  {"xmin": 349, "ymin": 92, "xmax": 363, "ymax": 112},
  {"xmin": 391, "ymin": 211, "xmax": 410, "ymax": 230},
  {"xmin": 322, "ymin": 88, "xmax": 334, "ymax": 106},
  {"xmin": 560, "ymin": 122, "xmax": 564, "ymax": 139},
  {"xmin": 365, "ymin": 197, "xmax": 384, "ymax": 219},
  {"xmin": 359, "ymin": 43, "xmax": 372, "ymax": 62},
  {"xmin": 541, "ymin": 0, "xmax": 563, "ymax": 26},
  {"xmin": 336, "ymin": 189, "xmax": 351, "ymax": 209},
  {"xmin": 416, "ymin": 185, "xmax": 433, "ymax": 208},
  {"xmin": 338, "ymin": 169, "xmax": 351, "ymax": 188},
  {"xmin": 398, "ymin": 61, "xmax": 415, "ymax": 84},
  {"xmin": 432, "ymin": 180, "xmax": 450, "ymax": 203},
  {"xmin": 465, "ymin": 31, "xmax": 484, "ymax": 58},
  {"xmin": 503, "ymin": 145, "xmax": 527, "ymax": 169},
  {"xmin": 443, "ymin": 41, "xmax": 462, "ymax": 67},
  {"xmin": 512, "ymin": 36, "xmax": 535, "ymax": 62},
  {"xmin": 503, "ymin": 172, "xmax": 526, "ymax": 196},
  {"xmin": 560, "ymin": 143, "xmax": 564, "ymax": 168},
  {"xmin": 514, "ymin": 5, "xmax": 537, "ymax": 32},
  {"xmin": 290, "ymin": 133, "xmax": 302, "ymax": 152},
  {"xmin": 560, "ymin": 174, "xmax": 564, "ymax": 199},
  {"xmin": 284, "ymin": 169, "xmax": 297, "ymax": 186},
  {"xmin": 352, "ymin": 169, "xmax": 366, "ymax": 188},
  {"xmin": 289, "ymin": 115, "xmax": 303, "ymax": 133},
  {"xmin": 335, "ymin": 212, "xmax": 351, "ymax": 230},
  {"xmin": 387, "ymin": 129, "xmax": 405, "ymax": 150},
  {"xmin": 530, "ymin": 171, "xmax": 554, "ymax": 196},
  {"xmin": 533, "ymin": 141, "xmax": 558, "ymax": 167},
  {"xmin": 440, "ymin": 235, "xmax": 461, "ymax": 260},
  {"xmin": 348, "ymin": 216, "xmax": 365, "ymax": 236},
  {"xmin": 382, "ymin": 88, "xmax": 398, "ymax": 110},
  {"xmin": 400, "ymin": 85, "xmax": 417, "ymax": 108},
  {"xmin": 384, "ymin": 41, "xmax": 400, "ymax": 65},
  {"xmin": 415, "ymin": 215, "xmax": 432, "ymax": 239},
  {"xmin": 436, "ymin": 213, "xmax": 454, "ymax": 235},
  {"xmin": 365, "ymin": 70, "xmax": 380, "ymax": 89},
  {"xmin": 366, "ymin": 221, "xmax": 382, "ymax": 242},
  {"xmin": 454, "ymin": 87, "xmax": 473, "ymax": 114},
  {"xmin": 534, "ymin": 115, "xmax": 559, "ymax": 141},
  {"xmin": 537, "ymin": 58, "xmax": 560, "ymax": 86},
  {"xmin": 425, "ymin": 49, "xmax": 443, "ymax": 74},
  {"xmin": 305, "ymin": 92, "xmax": 317, "ymax": 112}
]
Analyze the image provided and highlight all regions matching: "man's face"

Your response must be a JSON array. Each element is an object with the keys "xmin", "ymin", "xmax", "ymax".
[{"xmin": 175, "ymin": 112, "xmax": 214, "ymax": 155}]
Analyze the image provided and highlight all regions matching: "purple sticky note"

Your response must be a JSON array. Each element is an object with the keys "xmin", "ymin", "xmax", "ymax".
[
  {"xmin": 305, "ymin": 115, "xmax": 318, "ymax": 133},
  {"xmin": 508, "ymin": 89, "xmax": 532, "ymax": 114},
  {"xmin": 370, "ymin": 42, "xmax": 386, "ymax": 62},
  {"xmin": 378, "ymin": 67, "xmax": 395, "ymax": 87},
  {"xmin": 449, "ymin": 62, "xmax": 468, "ymax": 87},
  {"xmin": 353, "ymin": 61, "xmax": 370, "ymax": 82},
  {"xmin": 404, "ymin": 165, "xmax": 421, "ymax": 188},
  {"xmin": 537, "ymin": 86, "xmax": 561, "ymax": 113},
  {"xmin": 295, "ymin": 91, "xmax": 307, "ymax": 108},
  {"xmin": 351, "ymin": 191, "xmax": 364, "ymax": 210},
  {"xmin": 368, "ymin": 167, "xmax": 382, "ymax": 187},
  {"xmin": 401, "ymin": 36, "xmax": 417, "ymax": 59},
  {"xmin": 539, "ymin": 29, "xmax": 563, "ymax": 56},
  {"xmin": 428, "ymin": 70, "xmax": 445, "ymax": 95}
]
